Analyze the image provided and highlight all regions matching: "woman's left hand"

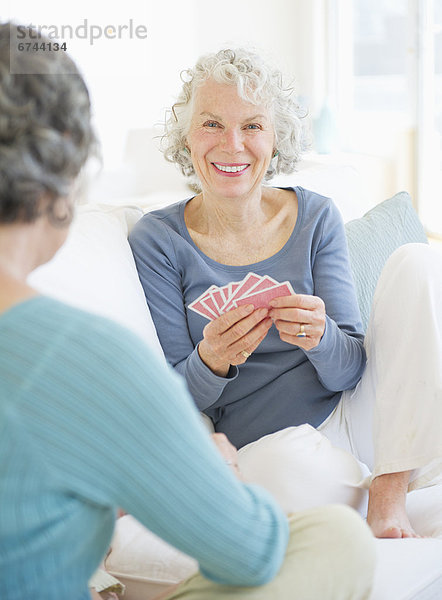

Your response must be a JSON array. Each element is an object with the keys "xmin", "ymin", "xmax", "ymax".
[
  {"xmin": 211, "ymin": 433, "xmax": 243, "ymax": 481},
  {"xmin": 268, "ymin": 294, "xmax": 326, "ymax": 350}
]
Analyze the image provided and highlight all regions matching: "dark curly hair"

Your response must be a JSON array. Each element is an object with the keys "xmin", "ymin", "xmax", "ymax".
[{"xmin": 0, "ymin": 22, "xmax": 95, "ymax": 225}]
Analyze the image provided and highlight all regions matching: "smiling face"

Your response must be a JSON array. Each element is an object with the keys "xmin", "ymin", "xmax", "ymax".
[{"xmin": 186, "ymin": 79, "xmax": 275, "ymax": 201}]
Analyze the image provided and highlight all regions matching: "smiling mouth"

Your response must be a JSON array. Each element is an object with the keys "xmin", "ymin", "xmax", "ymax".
[{"xmin": 212, "ymin": 162, "xmax": 249, "ymax": 173}]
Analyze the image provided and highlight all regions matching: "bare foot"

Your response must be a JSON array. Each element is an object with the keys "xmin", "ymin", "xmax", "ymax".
[{"xmin": 367, "ymin": 471, "xmax": 420, "ymax": 538}]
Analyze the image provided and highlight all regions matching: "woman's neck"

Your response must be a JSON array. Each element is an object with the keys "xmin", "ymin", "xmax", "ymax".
[
  {"xmin": 0, "ymin": 268, "xmax": 39, "ymax": 314},
  {"xmin": 189, "ymin": 187, "xmax": 270, "ymax": 237},
  {"xmin": 0, "ymin": 222, "xmax": 49, "ymax": 312},
  {"xmin": 0, "ymin": 224, "xmax": 41, "ymax": 282}
]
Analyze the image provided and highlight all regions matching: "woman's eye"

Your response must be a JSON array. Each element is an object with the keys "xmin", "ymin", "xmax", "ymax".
[
  {"xmin": 245, "ymin": 123, "xmax": 261, "ymax": 130},
  {"xmin": 203, "ymin": 121, "xmax": 220, "ymax": 128}
]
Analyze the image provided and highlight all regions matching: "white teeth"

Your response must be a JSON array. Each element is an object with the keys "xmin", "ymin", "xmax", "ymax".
[{"xmin": 214, "ymin": 163, "xmax": 248, "ymax": 173}]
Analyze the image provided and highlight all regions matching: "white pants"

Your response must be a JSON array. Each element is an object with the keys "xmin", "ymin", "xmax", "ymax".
[{"xmin": 238, "ymin": 244, "xmax": 442, "ymax": 536}]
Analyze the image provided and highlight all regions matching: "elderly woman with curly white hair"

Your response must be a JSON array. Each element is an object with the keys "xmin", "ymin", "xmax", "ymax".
[{"xmin": 129, "ymin": 47, "xmax": 442, "ymax": 541}]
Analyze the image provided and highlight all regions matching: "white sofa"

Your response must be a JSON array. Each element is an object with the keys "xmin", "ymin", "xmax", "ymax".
[{"xmin": 29, "ymin": 152, "xmax": 442, "ymax": 599}]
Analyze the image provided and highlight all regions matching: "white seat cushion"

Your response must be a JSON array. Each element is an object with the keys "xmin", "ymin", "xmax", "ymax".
[
  {"xmin": 371, "ymin": 539, "xmax": 442, "ymax": 600},
  {"xmin": 106, "ymin": 515, "xmax": 442, "ymax": 600},
  {"xmin": 106, "ymin": 515, "xmax": 197, "ymax": 600}
]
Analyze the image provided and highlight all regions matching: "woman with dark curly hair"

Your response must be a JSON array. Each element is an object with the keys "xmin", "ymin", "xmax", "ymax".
[{"xmin": 0, "ymin": 23, "xmax": 375, "ymax": 600}]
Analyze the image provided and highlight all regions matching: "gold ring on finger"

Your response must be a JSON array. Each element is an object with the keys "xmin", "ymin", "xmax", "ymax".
[
  {"xmin": 241, "ymin": 350, "xmax": 252, "ymax": 359},
  {"xmin": 296, "ymin": 324, "xmax": 307, "ymax": 338}
]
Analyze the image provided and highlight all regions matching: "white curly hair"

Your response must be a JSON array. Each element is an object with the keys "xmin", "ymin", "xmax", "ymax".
[{"xmin": 162, "ymin": 48, "xmax": 307, "ymax": 183}]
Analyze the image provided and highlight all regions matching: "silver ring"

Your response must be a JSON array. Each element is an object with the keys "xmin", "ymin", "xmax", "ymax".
[
  {"xmin": 241, "ymin": 350, "xmax": 251, "ymax": 359},
  {"xmin": 296, "ymin": 324, "xmax": 307, "ymax": 338}
]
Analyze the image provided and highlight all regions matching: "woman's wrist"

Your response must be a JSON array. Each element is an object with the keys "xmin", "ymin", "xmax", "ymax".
[{"xmin": 198, "ymin": 340, "xmax": 230, "ymax": 377}]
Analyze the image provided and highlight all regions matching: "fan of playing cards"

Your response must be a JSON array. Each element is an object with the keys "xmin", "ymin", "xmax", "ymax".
[{"xmin": 188, "ymin": 272, "xmax": 295, "ymax": 321}]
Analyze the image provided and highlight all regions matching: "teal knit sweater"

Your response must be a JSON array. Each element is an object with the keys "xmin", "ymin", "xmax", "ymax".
[{"xmin": 0, "ymin": 297, "xmax": 288, "ymax": 600}]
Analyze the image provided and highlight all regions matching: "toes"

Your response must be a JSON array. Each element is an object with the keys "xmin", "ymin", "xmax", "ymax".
[
  {"xmin": 378, "ymin": 526, "xmax": 403, "ymax": 539},
  {"xmin": 375, "ymin": 525, "xmax": 420, "ymax": 539},
  {"xmin": 367, "ymin": 519, "xmax": 420, "ymax": 539}
]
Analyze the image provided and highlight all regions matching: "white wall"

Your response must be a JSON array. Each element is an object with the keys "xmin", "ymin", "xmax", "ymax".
[
  {"xmin": 193, "ymin": 0, "xmax": 328, "ymax": 115},
  {"xmin": 2, "ymin": 0, "xmax": 326, "ymax": 170}
]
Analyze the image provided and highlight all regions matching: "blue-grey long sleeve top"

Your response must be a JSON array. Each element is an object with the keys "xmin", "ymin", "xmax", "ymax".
[{"xmin": 129, "ymin": 187, "xmax": 366, "ymax": 449}]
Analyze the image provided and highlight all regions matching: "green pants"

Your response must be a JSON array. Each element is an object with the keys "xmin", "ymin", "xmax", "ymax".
[{"xmin": 163, "ymin": 505, "xmax": 375, "ymax": 600}]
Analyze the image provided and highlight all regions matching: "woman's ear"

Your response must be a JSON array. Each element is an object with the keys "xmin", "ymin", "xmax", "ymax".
[{"xmin": 44, "ymin": 195, "xmax": 75, "ymax": 228}]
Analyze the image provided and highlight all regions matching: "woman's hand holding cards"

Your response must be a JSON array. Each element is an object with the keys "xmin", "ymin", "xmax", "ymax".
[
  {"xmin": 191, "ymin": 272, "xmax": 323, "ymax": 374},
  {"xmin": 198, "ymin": 304, "xmax": 273, "ymax": 377},
  {"xmin": 269, "ymin": 294, "xmax": 326, "ymax": 350}
]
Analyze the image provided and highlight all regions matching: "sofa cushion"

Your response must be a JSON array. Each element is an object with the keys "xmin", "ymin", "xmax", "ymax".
[
  {"xmin": 106, "ymin": 515, "xmax": 198, "ymax": 600},
  {"xmin": 371, "ymin": 539, "xmax": 442, "ymax": 600},
  {"xmin": 106, "ymin": 516, "xmax": 442, "ymax": 600},
  {"xmin": 345, "ymin": 191, "xmax": 428, "ymax": 331},
  {"xmin": 28, "ymin": 204, "xmax": 164, "ymax": 357}
]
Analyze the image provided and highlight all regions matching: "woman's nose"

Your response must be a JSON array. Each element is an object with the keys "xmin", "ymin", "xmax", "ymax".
[{"xmin": 221, "ymin": 128, "xmax": 244, "ymax": 153}]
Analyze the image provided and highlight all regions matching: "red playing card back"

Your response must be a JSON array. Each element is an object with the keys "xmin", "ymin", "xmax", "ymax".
[{"xmin": 233, "ymin": 281, "xmax": 295, "ymax": 309}]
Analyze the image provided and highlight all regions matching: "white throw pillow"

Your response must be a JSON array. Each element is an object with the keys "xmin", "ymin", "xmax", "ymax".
[{"xmin": 28, "ymin": 204, "xmax": 164, "ymax": 358}]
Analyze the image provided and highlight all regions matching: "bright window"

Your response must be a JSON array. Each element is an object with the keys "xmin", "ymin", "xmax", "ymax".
[{"xmin": 329, "ymin": 0, "xmax": 442, "ymax": 236}]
